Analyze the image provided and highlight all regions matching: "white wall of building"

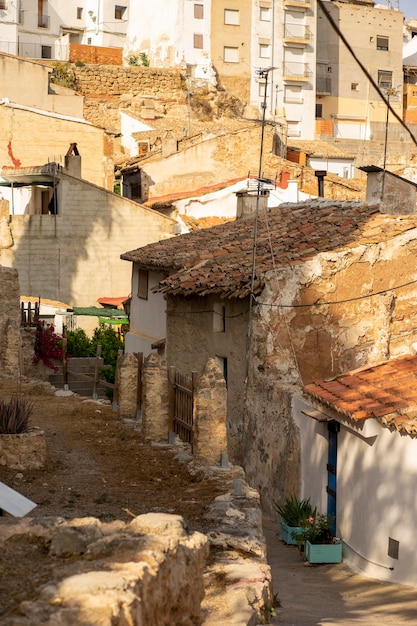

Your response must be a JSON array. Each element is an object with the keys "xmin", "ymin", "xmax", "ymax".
[
  {"xmin": 0, "ymin": 1, "xmax": 128, "ymax": 60},
  {"xmin": 124, "ymin": 268, "xmax": 168, "ymax": 355},
  {"xmin": 120, "ymin": 112, "xmax": 153, "ymax": 157},
  {"xmin": 293, "ymin": 394, "xmax": 417, "ymax": 587}
]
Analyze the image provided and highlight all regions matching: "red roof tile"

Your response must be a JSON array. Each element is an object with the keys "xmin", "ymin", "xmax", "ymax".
[
  {"xmin": 121, "ymin": 200, "xmax": 417, "ymax": 299},
  {"xmin": 304, "ymin": 355, "xmax": 417, "ymax": 434}
]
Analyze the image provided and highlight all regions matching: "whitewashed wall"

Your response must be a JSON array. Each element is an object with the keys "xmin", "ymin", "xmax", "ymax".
[{"xmin": 293, "ymin": 394, "xmax": 417, "ymax": 586}]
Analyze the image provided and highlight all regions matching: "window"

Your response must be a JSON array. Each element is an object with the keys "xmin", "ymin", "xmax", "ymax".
[
  {"xmin": 194, "ymin": 3, "xmax": 203, "ymax": 19},
  {"xmin": 378, "ymin": 70, "xmax": 392, "ymax": 90},
  {"xmin": 224, "ymin": 46, "xmax": 239, "ymax": 63},
  {"xmin": 115, "ymin": 5, "xmax": 126, "ymax": 20},
  {"xmin": 315, "ymin": 103, "xmax": 323, "ymax": 118},
  {"xmin": 138, "ymin": 269, "xmax": 148, "ymax": 300},
  {"xmin": 259, "ymin": 43, "xmax": 271, "ymax": 59},
  {"xmin": 258, "ymin": 81, "xmax": 269, "ymax": 98},
  {"xmin": 351, "ymin": 82, "xmax": 359, "ymax": 91},
  {"xmin": 0, "ymin": 1, "xmax": 7, "ymax": 9},
  {"xmin": 224, "ymin": 8, "xmax": 239, "ymax": 25},
  {"xmin": 260, "ymin": 7, "xmax": 271, "ymax": 21},
  {"xmin": 87, "ymin": 37, "xmax": 92, "ymax": 44},
  {"xmin": 76, "ymin": 7, "xmax": 82, "ymax": 19},
  {"xmin": 194, "ymin": 33, "xmax": 203, "ymax": 49},
  {"xmin": 41, "ymin": 45, "xmax": 52, "ymax": 59},
  {"xmin": 377, "ymin": 35, "xmax": 389, "ymax": 51}
]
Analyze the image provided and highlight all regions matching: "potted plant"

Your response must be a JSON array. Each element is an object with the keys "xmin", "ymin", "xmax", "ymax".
[
  {"xmin": 274, "ymin": 496, "xmax": 316, "ymax": 545},
  {"xmin": 297, "ymin": 513, "xmax": 343, "ymax": 564},
  {"xmin": 0, "ymin": 394, "xmax": 46, "ymax": 470}
]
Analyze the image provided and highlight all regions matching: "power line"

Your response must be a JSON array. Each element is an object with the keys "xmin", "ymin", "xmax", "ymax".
[
  {"xmin": 317, "ymin": 0, "xmax": 417, "ymax": 149},
  {"xmin": 255, "ymin": 277, "xmax": 417, "ymax": 309}
]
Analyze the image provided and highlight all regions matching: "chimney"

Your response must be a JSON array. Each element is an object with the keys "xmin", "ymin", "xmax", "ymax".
[
  {"xmin": 315, "ymin": 170, "xmax": 327, "ymax": 197},
  {"xmin": 236, "ymin": 190, "xmax": 269, "ymax": 220},
  {"xmin": 64, "ymin": 143, "xmax": 81, "ymax": 178}
]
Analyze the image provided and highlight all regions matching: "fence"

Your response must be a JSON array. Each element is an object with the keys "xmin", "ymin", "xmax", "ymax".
[
  {"xmin": 168, "ymin": 367, "xmax": 198, "ymax": 446},
  {"xmin": 20, "ymin": 301, "xmax": 39, "ymax": 327}
]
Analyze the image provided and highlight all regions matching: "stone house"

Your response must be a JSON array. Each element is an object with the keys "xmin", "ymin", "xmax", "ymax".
[
  {"xmin": 298, "ymin": 355, "xmax": 417, "ymax": 587},
  {"xmin": 121, "ymin": 198, "xmax": 417, "ymax": 487},
  {"xmin": 0, "ymin": 155, "xmax": 176, "ymax": 313},
  {"xmin": 0, "ymin": 95, "xmax": 115, "ymax": 191}
]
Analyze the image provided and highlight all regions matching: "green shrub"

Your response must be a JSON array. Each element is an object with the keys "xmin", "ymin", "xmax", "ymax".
[
  {"xmin": 65, "ymin": 328, "xmax": 93, "ymax": 357},
  {"xmin": 0, "ymin": 395, "xmax": 33, "ymax": 434},
  {"xmin": 50, "ymin": 62, "xmax": 75, "ymax": 89},
  {"xmin": 274, "ymin": 495, "xmax": 316, "ymax": 527}
]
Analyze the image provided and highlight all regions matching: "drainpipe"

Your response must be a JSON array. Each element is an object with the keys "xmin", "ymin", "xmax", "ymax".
[{"xmin": 315, "ymin": 170, "xmax": 327, "ymax": 197}]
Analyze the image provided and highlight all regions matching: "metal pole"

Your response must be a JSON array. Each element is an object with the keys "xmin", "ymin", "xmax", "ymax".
[
  {"xmin": 381, "ymin": 89, "xmax": 393, "ymax": 200},
  {"xmin": 246, "ymin": 67, "xmax": 276, "ymax": 379}
]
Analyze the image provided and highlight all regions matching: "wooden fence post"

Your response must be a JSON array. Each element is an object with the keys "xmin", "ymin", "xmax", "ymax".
[
  {"xmin": 136, "ymin": 352, "xmax": 143, "ymax": 418},
  {"xmin": 111, "ymin": 348, "xmax": 123, "ymax": 411},
  {"xmin": 92, "ymin": 344, "xmax": 102, "ymax": 400},
  {"xmin": 168, "ymin": 366, "xmax": 176, "ymax": 436},
  {"xmin": 62, "ymin": 337, "xmax": 68, "ymax": 390}
]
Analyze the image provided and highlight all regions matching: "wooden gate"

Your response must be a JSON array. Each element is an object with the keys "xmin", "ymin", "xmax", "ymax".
[{"xmin": 169, "ymin": 367, "xmax": 198, "ymax": 446}]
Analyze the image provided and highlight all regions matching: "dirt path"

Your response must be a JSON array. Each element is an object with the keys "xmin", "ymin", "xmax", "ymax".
[{"xmin": 0, "ymin": 378, "xmax": 224, "ymax": 620}]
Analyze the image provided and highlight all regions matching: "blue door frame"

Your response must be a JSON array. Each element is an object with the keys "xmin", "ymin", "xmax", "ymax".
[{"xmin": 327, "ymin": 421, "xmax": 339, "ymax": 534}]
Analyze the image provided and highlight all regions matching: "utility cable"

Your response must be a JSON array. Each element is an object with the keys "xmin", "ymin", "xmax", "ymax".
[{"xmin": 317, "ymin": 0, "xmax": 417, "ymax": 148}]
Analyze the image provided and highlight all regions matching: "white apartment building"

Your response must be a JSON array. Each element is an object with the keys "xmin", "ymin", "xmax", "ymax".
[
  {"xmin": 125, "ymin": 0, "xmax": 317, "ymax": 139},
  {"xmin": 0, "ymin": 0, "xmax": 129, "ymax": 60}
]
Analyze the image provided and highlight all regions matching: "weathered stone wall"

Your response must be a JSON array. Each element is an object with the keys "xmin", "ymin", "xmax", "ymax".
[
  {"xmin": 116, "ymin": 352, "xmax": 139, "ymax": 419},
  {"xmin": 193, "ymin": 359, "xmax": 228, "ymax": 466},
  {"xmin": 0, "ymin": 513, "xmax": 208, "ymax": 626},
  {"xmin": 0, "ymin": 173, "xmax": 175, "ymax": 308},
  {"xmin": 142, "ymin": 353, "xmax": 169, "ymax": 441},
  {"xmin": 243, "ymin": 226, "xmax": 417, "ymax": 514},
  {"xmin": 0, "ymin": 105, "xmax": 111, "ymax": 189},
  {"xmin": 74, "ymin": 65, "xmax": 185, "ymax": 99},
  {"xmin": 166, "ymin": 294, "xmax": 249, "ymax": 462},
  {"xmin": 0, "ymin": 265, "xmax": 21, "ymax": 377},
  {"xmin": 0, "ymin": 429, "xmax": 46, "ymax": 470},
  {"xmin": 0, "ymin": 469, "xmax": 273, "ymax": 625}
]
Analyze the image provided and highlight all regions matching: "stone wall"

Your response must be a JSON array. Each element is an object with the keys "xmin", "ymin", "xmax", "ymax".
[
  {"xmin": 74, "ymin": 66, "xmax": 185, "ymax": 100},
  {"xmin": 142, "ymin": 353, "xmax": 169, "ymax": 441},
  {"xmin": 0, "ymin": 265, "xmax": 21, "ymax": 377},
  {"xmin": 0, "ymin": 513, "xmax": 208, "ymax": 626},
  {"xmin": 0, "ymin": 429, "xmax": 46, "ymax": 470},
  {"xmin": 0, "ymin": 173, "xmax": 175, "ymax": 308},
  {"xmin": 243, "ymin": 225, "xmax": 417, "ymax": 515}
]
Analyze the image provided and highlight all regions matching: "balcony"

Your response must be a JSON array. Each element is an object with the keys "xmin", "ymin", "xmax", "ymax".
[
  {"xmin": 284, "ymin": 0, "xmax": 310, "ymax": 8},
  {"xmin": 283, "ymin": 24, "xmax": 311, "ymax": 45},
  {"xmin": 283, "ymin": 62, "xmax": 310, "ymax": 82},
  {"xmin": 38, "ymin": 13, "xmax": 50, "ymax": 28},
  {"xmin": 316, "ymin": 75, "xmax": 332, "ymax": 95}
]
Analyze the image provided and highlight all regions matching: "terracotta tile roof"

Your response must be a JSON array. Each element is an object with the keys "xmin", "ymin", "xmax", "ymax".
[
  {"xmin": 288, "ymin": 140, "xmax": 354, "ymax": 159},
  {"xmin": 179, "ymin": 215, "xmax": 234, "ymax": 231},
  {"xmin": 304, "ymin": 355, "xmax": 417, "ymax": 435},
  {"xmin": 120, "ymin": 199, "xmax": 417, "ymax": 299}
]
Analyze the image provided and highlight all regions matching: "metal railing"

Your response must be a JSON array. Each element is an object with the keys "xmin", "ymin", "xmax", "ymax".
[
  {"xmin": 316, "ymin": 75, "xmax": 332, "ymax": 94},
  {"xmin": 38, "ymin": 13, "xmax": 50, "ymax": 28},
  {"xmin": 0, "ymin": 41, "xmax": 69, "ymax": 59},
  {"xmin": 283, "ymin": 23, "xmax": 311, "ymax": 42},
  {"xmin": 283, "ymin": 62, "xmax": 310, "ymax": 79}
]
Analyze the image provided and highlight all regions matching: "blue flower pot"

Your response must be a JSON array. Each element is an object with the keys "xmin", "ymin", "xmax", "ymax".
[
  {"xmin": 305, "ymin": 540, "xmax": 343, "ymax": 563},
  {"xmin": 278, "ymin": 520, "xmax": 303, "ymax": 545}
]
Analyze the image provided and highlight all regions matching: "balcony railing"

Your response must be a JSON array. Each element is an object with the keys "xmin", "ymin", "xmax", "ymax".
[
  {"xmin": 283, "ymin": 62, "xmax": 310, "ymax": 81},
  {"xmin": 283, "ymin": 23, "xmax": 311, "ymax": 44},
  {"xmin": 316, "ymin": 75, "xmax": 332, "ymax": 94},
  {"xmin": 38, "ymin": 13, "xmax": 50, "ymax": 28},
  {"xmin": 0, "ymin": 40, "xmax": 69, "ymax": 59}
]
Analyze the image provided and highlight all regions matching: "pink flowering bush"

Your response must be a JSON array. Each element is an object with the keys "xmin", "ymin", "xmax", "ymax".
[{"xmin": 33, "ymin": 320, "xmax": 64, "ymax": 371}]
